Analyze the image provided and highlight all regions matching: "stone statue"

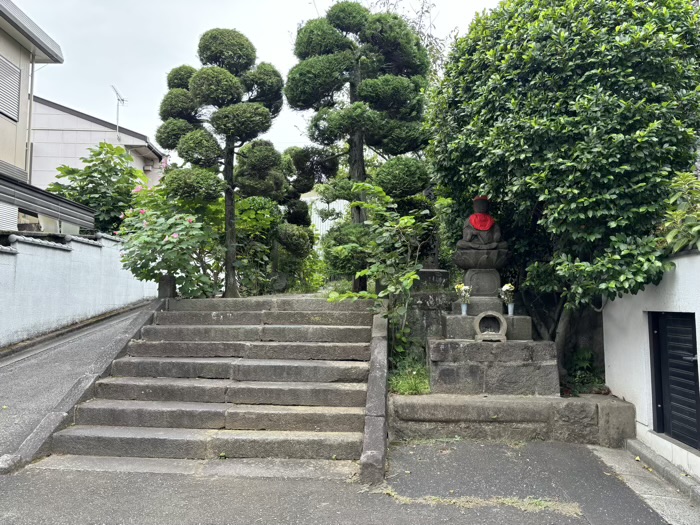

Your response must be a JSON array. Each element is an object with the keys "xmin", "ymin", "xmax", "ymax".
[
  {"xmin": 453, "ymin": 196, "xmax": 508, "ymax": 271},
  {"xmin": 457, "ymin": 196, "xmax": 508, "ymax": 251}
]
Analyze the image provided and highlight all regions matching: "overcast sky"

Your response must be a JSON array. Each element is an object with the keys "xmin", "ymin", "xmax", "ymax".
[{"xmin": 18, "ymin": 0, "xmax": 499, "ymax": 153}]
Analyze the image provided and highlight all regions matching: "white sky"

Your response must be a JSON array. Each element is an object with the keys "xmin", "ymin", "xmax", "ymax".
[{"xmin": 18, "ymin": 0, "xmax": 499, "ymax": 152}]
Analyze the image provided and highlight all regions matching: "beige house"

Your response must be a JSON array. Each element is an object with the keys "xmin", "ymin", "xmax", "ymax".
[{"xmin": 0, "ymin": 0, "xmax": 93, "ymax": 233}]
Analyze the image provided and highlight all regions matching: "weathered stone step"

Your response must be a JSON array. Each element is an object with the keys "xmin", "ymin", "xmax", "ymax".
[
  {"xmin": 167, "ymin": 297, "xmax": 373, "ymax": 313},
  {"xmin": 112, "ymin": 357, "xmax": 369, "ymax": 383},
  {"xmin": 126, "ymin": 341, "xmax": 371, "ymax": 360},
  {"xmin": 31, "ymin": 455, "xmax": 359, "ymax": 480},
  {"xmin": 140, "ymin": 325, "xmax": 371, "ymax": 343},
  {"xmin": 52, "ymin": 426, "xmax": 363, "ymax": 460},
  {"xmin": 96, "ymin": 377, "xmax": 367, "ymax": 406},
  {"xmin": 76, "ymin": 399, "xmax": 365, "ymax": 432},
  {"xmin": 154, "ymin": 310, "xmax": 374, "ymax": 327},
  {"xmin": 443, "ymin": 314, "xmax": 532, "ymax": 340}
]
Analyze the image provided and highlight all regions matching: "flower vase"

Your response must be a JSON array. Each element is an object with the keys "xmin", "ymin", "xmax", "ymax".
[
  {"xmin": 507, "ymin": 303, "xmax": 515, "ymax": 317},
  {"xmin": 461, "ymin": 303, "xmax": 468, "ymax": 316}
]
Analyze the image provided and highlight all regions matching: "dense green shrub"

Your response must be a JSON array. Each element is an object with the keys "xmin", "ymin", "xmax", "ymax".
[
  {"xmin": 177, "ymin": 129, "xmax": 222, "ymax": 169},
  {"xmin": 373, "ymin": 156, "xmax": 429, "ymax": 199},
  {"xmin": 155, "ymin": 119, "xmax": 196, "ymax": 151},
  {"xmin": 189, "ymin": 66, "xmax": 244, "ymax": 107},
  {"xmin": 198, "ymin": 29, "xmax": 256, "ymax": 75},
  {"xmin": 322, "ymin": 221, "xmax": 370, "ymax": 278},
  {"xmin": 428, "ymin": 0, "xmax": 700, "ymax": 309},
  {"xmin": 47, "ymin": 142, "xmax": 146, "ymax": 233},
  {"xmin": 161, "ymin": 168, "xmax": 226, "ymax": 204},
  {"xmin": 167, "ymin": 65, "xmax": 197, "ymax": 90},
  {"xmin": 159, "ymin": 88, "xmax": 198, "ymax": 122}
]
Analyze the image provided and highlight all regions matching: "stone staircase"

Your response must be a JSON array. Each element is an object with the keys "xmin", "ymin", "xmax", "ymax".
[{"xmin": 50, "ymin": 297, "xmax": 375, "ymax": 463}]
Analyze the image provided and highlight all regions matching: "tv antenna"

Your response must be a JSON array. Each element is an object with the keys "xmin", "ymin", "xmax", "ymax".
[{"xmin": 111, "ymin": 85, "xmax": 127, "ymax": 141}]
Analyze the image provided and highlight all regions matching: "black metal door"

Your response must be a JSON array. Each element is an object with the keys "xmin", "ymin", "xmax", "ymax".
[{"xmin": 656, "ymin": 313, "xmax": 700, "ymax": 450}]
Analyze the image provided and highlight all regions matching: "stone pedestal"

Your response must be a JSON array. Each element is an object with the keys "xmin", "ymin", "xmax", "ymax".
[
  {"xmin": 464, "ymin": 269, "xmax": 500, "ymax": 296},
  {"xmin": 428, "ymin": 262, "xmax": 560, "ymax": 396}
]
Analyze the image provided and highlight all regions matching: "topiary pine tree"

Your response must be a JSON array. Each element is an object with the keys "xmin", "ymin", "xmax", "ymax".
[
  {"xmin": 285, "ymin": 1, "xmax": 429, "ymax": 289},
  {"xmin": 156, "ymin": 29, "xmax": 283, "ymax": 297}
]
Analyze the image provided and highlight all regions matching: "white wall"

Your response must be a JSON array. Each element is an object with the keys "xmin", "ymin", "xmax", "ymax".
[
  {"xmin": 0, "ymin": 234, "xmax": 157, "ymax": 347},
  {"xmin": 604, "ymin": 251, "xmax": 700, "ymax": 480}
]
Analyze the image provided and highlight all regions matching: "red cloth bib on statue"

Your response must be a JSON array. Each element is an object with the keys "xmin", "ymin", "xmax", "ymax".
[{"xmin": 469, "ymin": 213, "xmax": 495, "ymax": 231}]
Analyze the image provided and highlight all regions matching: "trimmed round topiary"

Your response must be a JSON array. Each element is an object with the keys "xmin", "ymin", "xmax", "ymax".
[
  {"xmin": 198, "ymin": 28, "xmax": 256, "ymax": 75},
  {"xmin": 359, "ymin": 13, "xmax": 429, "ymax": 77},
  {"xmin": 326, "ymin": 1, "xmax": 370, "ymax": 34},
  {"xmin": 358, "ymin": 75, "xmax": 423, "ymax": 119},
  {"xmin": 373, "ymin": 157, "xmax": 429, "ymax": 199},
  {"xmin": 210, "ymin": 103, "xmax": 271, "ymax": 143},
  {"xmin": 162, "ymin": 167, "xmax": 226, "ymax": 203},
  {"xmin": 277, "ymin": 222, "xmax": 313, "ymax": 259},
  {"xmin": 159, "ymin": 88, "xmax": 199, "ymax": 122},
  {"xmin": 237, "ymin": 140, "xmax": 282, "ymax": 172},
  {"xmin": 156, "ymin": 119, "xmax": 196, "ymax": 151},
  {"xmin": 189, "ymin": 66, "xmax": 244, "ymax": 108},
  {"xmin": 177, "ymin": 129, "xmax": 222, "ymax": 169},
  {"xmin": 285, "ymin": 199, "xmax": 311, "ymax": 227},
  {"xmin": 241, "ymin": 62, "xmax": 284, "ymax": 116},
  {"xmin": 167, "ymin": 65, "xmax": 197, "ymax": 90},
  {"xmin": 294, "ymin": 18, "xmax": 353, "ymax": 60},
  {"xmin": 285, "ymin": 52, "xmax": 355, "ymax": 110}
]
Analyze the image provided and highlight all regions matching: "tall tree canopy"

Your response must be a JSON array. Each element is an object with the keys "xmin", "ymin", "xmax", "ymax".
[
  {"xmin": 428, "ymin": 0, "xmax": 700, "ymax": 316},
  {"xmin": 285, "ymin": 1, "xmax": 430, "ymax": 289},
  {"xmin": 156, "ymin": 28, "xmax": 283, "ymax": 297}
]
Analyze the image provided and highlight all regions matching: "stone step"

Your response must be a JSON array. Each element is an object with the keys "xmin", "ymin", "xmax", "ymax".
[
  {"xmin": 442, "ymin": 314, "xmax": 532, "ymax": 340},
  {"xmin": 31, "ymin": 455, "xmax": 359, "ymax": 480},
  {"xmin": 76, "ymin": 399, "xmax": 365, "ymax": 432},
  {"xmin": 451, "ymin": 297, "xmax": 505, "ymax": 316},
  {"xmin": 52, "ymin": 426, "xmax": 363, "ymax": 460},
  {"xmin": 140, "ymin": 325, "xmax": 371, "ymax": 343},
  {"xmin": 111, "ymin": 357, "xmax": 369, "ymax": 383},
  {"xmin": 127, "ymin": 341, "xmax": 371, "ymax": 360},
  {"xmin": 167, "ymin": 297, "xmax": 373, "ymax": 313},
  {"xmin": 95, "ymin": 377, "xmax": 368, "ymax": 406},
  {"xmin": 154, "ymin": 310, "xmax": 373, "ymax": 327}
]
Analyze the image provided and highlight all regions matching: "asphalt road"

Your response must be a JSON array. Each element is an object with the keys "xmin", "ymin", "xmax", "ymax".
[
  {"xmin": 0, "ymin": 310, "xmax": 140, "ymax": 456},
  {"xmin": 0, "ymin": 440, "xmax": 696, "ymax": 524}
]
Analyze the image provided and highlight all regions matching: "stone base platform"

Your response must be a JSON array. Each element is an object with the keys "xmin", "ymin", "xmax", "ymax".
[
  {"xmin": 429, "ymin": 339, "xmax": 559, "ymax": 395},
  {"xmin": 443, "ymin": 314, "xmax": 532, "ymax": 340},
  {"xmin": 389, "ymin": 394, "xmax": 635, "ymax": 448}
]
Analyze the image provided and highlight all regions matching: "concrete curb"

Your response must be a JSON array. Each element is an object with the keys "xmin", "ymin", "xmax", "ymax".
[
  {"xmin": 625, "ymin": 439, "xmax": 700, "ymax": 506},
  {"xmin": 0, "ymin": 299, "xmax": 153, "ymax": 360},
  {"xmin": 0, "ymin": 299, "xmax": 164, "ymax": 475},
  {"xmin": 360, "ymin": 310, "xmax": 388, "ymax": 484}
]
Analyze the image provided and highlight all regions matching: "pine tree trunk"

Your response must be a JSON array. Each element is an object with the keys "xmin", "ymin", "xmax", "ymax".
[
  {"xmin": 349, "ymin": 60, "xmax": 367, "ymax": 293},
  {"xmin": 223, "ymin": 141, "xmax": 240, "ymax": 298}
]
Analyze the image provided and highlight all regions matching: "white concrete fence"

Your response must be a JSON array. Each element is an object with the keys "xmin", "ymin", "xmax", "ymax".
[{"xmin": 0, "ymin": 233, "xmax": 157, "ymax": 348}]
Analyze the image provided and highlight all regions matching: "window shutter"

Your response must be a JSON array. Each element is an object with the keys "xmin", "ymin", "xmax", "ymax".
[{"xmin": 0, "ymin": 55, "xmax": 21, "ymax": 122}]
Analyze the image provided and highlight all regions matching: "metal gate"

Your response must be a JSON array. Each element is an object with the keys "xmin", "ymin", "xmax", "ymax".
[{"xmin": 651, "ymin": 313, "xmax": 700, "ymax": 450}]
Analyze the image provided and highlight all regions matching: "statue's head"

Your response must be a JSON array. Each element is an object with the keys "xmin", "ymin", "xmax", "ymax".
[{"xmin": 473, "ymin": 196, "xmax": 490, "ymax": 214}]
